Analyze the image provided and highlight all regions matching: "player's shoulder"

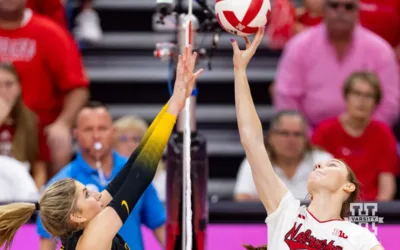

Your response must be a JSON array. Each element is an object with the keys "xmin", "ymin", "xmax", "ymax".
[{"xmin": 266, "ymin": 192, "xmax": 302, "ymax": 223}]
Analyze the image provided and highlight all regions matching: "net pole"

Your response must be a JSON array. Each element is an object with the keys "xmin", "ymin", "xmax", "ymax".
[{"xmin": 182, "ymin": 1, "xmax": 194, "ymax": 248}]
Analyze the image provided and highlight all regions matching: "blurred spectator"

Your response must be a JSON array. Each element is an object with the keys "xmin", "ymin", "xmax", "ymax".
[
  {"xmin": 273, "ymin": 0, "xmax": 400, "ymax": 128},
  {"xmin": 72, "ymin": 0, "xmax": 103, "ymax": 44},
  {"xmin": 26, "ymin": 0, "xmax": 68, "ymax": 28},
  {"xmin": 312, "ymin": 72, "xmax": 399, "ymax": 201},
  {"xmin": 113, "ymin": 115, "xmax": 167, "ymax": 202},
  {"xmin": 27, "ymin": 0, "xmax": 102, "ymax": 44},
  {"xmin": 0, "ymin": 63, "xmax": 48, "ymax": 189},
  {"xmin": 37, "ymin": 102, "xmax": 166, "ymax": 250},
  {"xmin": 0, "ymin": 155, "xmax": 39, "ymax": 202},
  {"xmin": 0, "ymin": 3, "xmax": 90, "ymax": 173},
  {"xmin": 266, "ymin": 0, "xmax": 323, "ymax": 49},
  {"xmin": 300, "ymin": 0, "xmax": 400, "ymax": 50},
  {"xmin": 266, "ymin": 0, "xmax": 297, "ymax": 49},
  {"xmin": 295, "ymin": 0, "xmax": 323, "ymax": 33},
  {"xmin": 234, "ymin": 110, "xmax": 332, "ymax": 201}
]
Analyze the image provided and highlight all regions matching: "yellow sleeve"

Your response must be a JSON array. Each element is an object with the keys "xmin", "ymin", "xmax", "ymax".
[
  {"xmin": 104, "ymin": 107, "xmax": 175, "ymax": 199},
  {"xmin": 134, "ymin": 112, "xmax": 177, "ymax": 171},
  {"xmin": 138, "ymin": 103, "xmax": 169, "ymax": 147}
]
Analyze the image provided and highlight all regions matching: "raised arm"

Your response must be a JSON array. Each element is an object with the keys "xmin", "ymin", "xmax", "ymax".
[
  {"xmin": 77, "ymin": 47, "xmax": 203, "ymax": 250},
  {"xmin": 231, "ymin": 28, "xmax": 288, "ymax": 215},
  {"xmin": 99, "ymin": 103, "xmax": 170, "ymax": 205}
]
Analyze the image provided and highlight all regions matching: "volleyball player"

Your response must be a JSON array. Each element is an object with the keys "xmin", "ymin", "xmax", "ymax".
[
  {"xmin": 230, "ymin": 27, "xmax": 384, "ymax": 249},
  {"xmin": 0, "ymin": 46, "xmax": 203, "ymax": 250}
]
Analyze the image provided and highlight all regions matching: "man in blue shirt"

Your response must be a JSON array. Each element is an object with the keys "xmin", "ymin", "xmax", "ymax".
[{"xmin": 37, "ymin": 101, "xmax": 166, "ymax": 250}]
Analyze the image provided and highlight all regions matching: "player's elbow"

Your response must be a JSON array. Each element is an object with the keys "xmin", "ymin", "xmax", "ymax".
[{"xmin": 239, "ymin": 129, "xmax": 264, "ymax": 148}]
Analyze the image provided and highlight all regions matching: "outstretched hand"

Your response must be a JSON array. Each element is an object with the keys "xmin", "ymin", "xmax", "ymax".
[
  {"xmin": 231, "ymin": 27, "xmax": 264, "ymax": 70},
  {"xmin": 169, "ymin": 46, "xmax": 204, "ymax": 115}
]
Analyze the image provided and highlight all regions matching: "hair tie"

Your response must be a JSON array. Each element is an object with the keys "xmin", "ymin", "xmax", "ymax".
[{"xmin": 34, "ymin": 202, "xmax": 40, "ymax": 211}]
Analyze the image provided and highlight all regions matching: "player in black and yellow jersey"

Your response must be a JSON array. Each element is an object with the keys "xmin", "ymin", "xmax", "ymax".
[{"xmin": 0, "ymin": 46, "xmax": 203, "ymax": 250}]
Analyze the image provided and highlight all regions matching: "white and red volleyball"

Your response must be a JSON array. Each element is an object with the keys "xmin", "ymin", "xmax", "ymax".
[{"xmin": 215, "ymin": 0, "xmax": 271, "ymax": 36}]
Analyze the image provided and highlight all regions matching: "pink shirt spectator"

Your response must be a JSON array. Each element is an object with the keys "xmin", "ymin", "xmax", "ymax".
[{"xmin": 274, "ymin": 23, "xmax": 400, "ymax": 128}]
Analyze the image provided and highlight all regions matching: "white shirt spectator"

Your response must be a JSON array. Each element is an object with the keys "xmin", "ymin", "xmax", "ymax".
[
  {"xmin": 0, "ymin": 156, "xmax": 39, "ymax": 202},
  {"xmin": 234, "ymin": 149, "xmax": 332, "ymax": 200},
  {"xmin": 266, "ymin": 191, "xmax": 381, "ymax": 249}
]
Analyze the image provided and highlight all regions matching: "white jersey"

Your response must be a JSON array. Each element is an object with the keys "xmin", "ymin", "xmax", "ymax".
[{"xmin": 266, "ymin": 192, "xmax": 382, "ymax": 250}]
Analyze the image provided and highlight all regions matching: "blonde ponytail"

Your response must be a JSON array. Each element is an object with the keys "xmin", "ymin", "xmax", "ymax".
[{"xmin": 0, "ymin": 203, "xmax": 36, "ymax": 250}]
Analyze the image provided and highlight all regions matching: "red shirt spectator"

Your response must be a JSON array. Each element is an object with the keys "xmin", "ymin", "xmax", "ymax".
[
  {"xmin": 0, "ymin": 10, "xmax": 89, "ymax": 127},
  {"xmin": 312, "ymin": 118, "xmax": 398, "ymax": 201},
  {"xmin": 26, "ymin": 0, "xmax": 68, "ymax": 28}
]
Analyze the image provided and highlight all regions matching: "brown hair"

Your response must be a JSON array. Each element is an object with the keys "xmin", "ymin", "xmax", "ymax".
[
  {"xmin": 243, "ymin": 244, "xmax": 268, "ymax": 250},
  {"xmin": 343, "ymin": 71, "xmax": 382, "ymax": 105},
  {"xmin": 264, "ymin": 110, "xmax": 312, "ymax": 164},
  {"xmin": 0, "ymin": 178, "xmax": 80, "ymax": 249},
  {"xmin": 339, "ymin": 160, "xmax": 360, "ymax": 219},
  {"xmin": 0, "ymin": 63, "xmax": 38, "ymax": 167}
]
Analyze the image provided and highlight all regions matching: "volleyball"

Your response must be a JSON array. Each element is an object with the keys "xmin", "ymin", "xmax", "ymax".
[{"xmin": 215, "ymin": 0, "xmax": 271, "ymax": 37}]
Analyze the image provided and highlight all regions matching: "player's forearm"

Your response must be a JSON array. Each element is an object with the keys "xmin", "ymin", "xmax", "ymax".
[
  {"xmin": 108, "ymin": 113, "xmax": 176, "ymax": 223},
  {"xmin": 57, "ymin": 88, "xmax": 89, "ymax": 127},
  {"xmin": 141, "ymin": 103, "xmax": 169, "ymax": 145},
  {"xmin": 234, "ymin": 68, "xmax": 264, "ymax": 146},
  {"xmin": 105, "ymin": 103, "xmax": 170, "ymax": 197}
]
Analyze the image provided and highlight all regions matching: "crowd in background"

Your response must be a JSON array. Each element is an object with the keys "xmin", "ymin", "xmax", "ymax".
[{"xmin": 0, "ymin": 0, "xmax": 399, "ymax": 249}]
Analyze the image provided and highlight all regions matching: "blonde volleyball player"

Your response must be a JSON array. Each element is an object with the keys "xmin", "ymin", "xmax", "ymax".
[
  {"xmin": 230, "ymin": 27, "xmax": 384, "ymax": 250},
  {"xmin": 0, "ymin": 46, "xmax": 203, "ymax": 250}
]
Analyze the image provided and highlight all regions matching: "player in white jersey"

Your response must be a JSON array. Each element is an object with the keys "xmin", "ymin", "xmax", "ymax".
[{"xmin": 230, "ymin": 27, "xmax": 384, "ymax": 250}]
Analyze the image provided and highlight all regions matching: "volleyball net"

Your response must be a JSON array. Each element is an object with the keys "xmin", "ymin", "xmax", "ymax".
[{"xmin": 164, "ymin": 0, "xmax": 209, "ymax": 249}]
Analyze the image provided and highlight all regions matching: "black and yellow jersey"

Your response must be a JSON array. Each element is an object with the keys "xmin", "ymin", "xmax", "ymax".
[{"xmin": 60, "ymin": 230, "xmax": 130, "ymax": 250}]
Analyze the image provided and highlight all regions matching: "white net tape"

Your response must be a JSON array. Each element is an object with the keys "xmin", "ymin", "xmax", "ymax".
[{"xmin": 182, "ymin": 4, "xmax": 193, "ymax": 249}]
